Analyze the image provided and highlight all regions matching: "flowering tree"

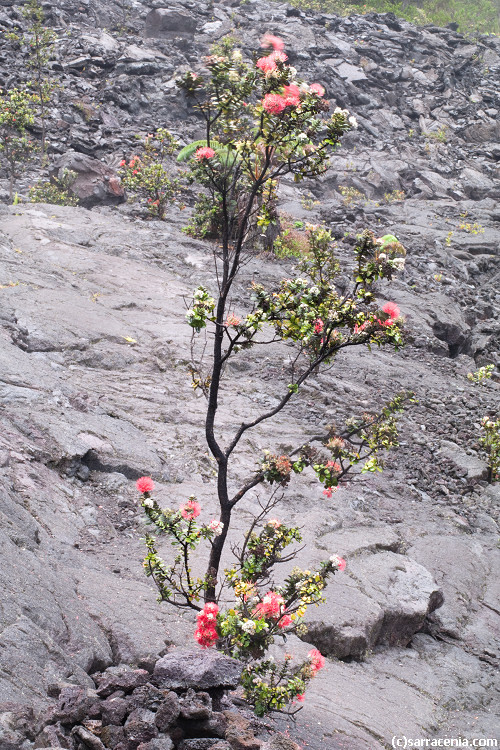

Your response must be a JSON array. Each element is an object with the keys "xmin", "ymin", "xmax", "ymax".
[
  {"xmin": 0, "ymin": 87, "xmax": 36, "ymax": 199},
  {"xmin": 137, "ymin": 35, "xmax": 412, "ymax": 714},
  {"xmin": 23, "ymin": 0, "xmax": 56, "ymax": 158}
]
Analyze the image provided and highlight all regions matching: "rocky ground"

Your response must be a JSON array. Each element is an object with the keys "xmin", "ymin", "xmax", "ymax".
[{"xmin": 0, "ymin": 1, "xmax": 499, "ymax": 749}]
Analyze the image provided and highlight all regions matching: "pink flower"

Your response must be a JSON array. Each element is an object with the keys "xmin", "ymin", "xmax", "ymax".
[
  {"xmin": 326, "ymin": 461, "xmax": 341, "ymax": 472},
  {"xmin": 261, "ymin": 33, "xmax": 285, "ymax": 51},
  {"xmin": 266, "ymin": 518, "xmax": 281, "ymax": 528},
  {"xmin": 195, "ymin": 147, "xmax": 216, "ymax": 160},
  {"xmin": 330, "ymin": 554, "xmax": 346, "ymax": 571},
  {"xmin": 256, "ymin": 55, "xmax": 277, "ymax": 74},
  {"xmin": 136, "ymin": 476, "xmax": 154, "ymax": 494},
  {"xmin": 314, "ymin": 318, "xmax": 324, "ymax": 334},
  {"xmin": 310, "ymin": 83, "xmax": 325, "ymax": 97},
  {"xmin": 226, "ymin": 313, "xmax": 241, "ymax": 327},
  {"xmin": 323, "ymin": 487, "xmax": 333, "ymax": 498},
  {"xmin": 262, "ymin": 93, "xmax": 286, "ymax": 115},
  {"xmin": 308, "ymin": 648, "xmax": 325, "ymax": 675},
  {"xmin": 119, "ymin": 159, "xmax": 126, "ymax": 167},
  {"xmin": 256, "ymin": 50, "xmax": 288, "ymax": 75},
  {"xmin": 180, "ymin": 499, "xmax": 201, "ymax": 520},
  {"xmin": 382, "ymin": 302, "xmax": 400, "ymax": 321},
  {"xmin": 271, "ymin": 51, "xmax": 288, "ymax": 64},
  {"xmin": 283, "ymin": 83, "xmax": 301, "ymax": 107},
  {"xmin": 296, "ymin": 693, "xmax": 305, "ymax": 702}
]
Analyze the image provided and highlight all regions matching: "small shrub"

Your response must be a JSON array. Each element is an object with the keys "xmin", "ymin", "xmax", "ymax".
[
  {"xmin": 467, "ymin": 364, "xmax": 494, "ymax": 385},
  {"xmin": 120, "ymin": 129, "xmax": 181, "ymax": 220},
  {"xmin": 0, "ymin": 87, "xmax": 36, "ymax": 199},
  {"xmin": 480, "ymin": 416, "xmax": 500, "ymax": 483},
  {"xmin": 273, "ymin": 216, "xmax": 310, "ymax": 258},
  {"xmin": 339, "ymin": 185, "xmax": 366, "ymax": 206},
  {"xmin": 423, "ymin": 126, "xmax": 448, "ymax": 143},
  {"xmin": 384, "ymin": 190, "xmax": 405, "ymax": 203},
  {"xmin": 29, "ymin": 168, "xmax": 79, "ymax": 205}
]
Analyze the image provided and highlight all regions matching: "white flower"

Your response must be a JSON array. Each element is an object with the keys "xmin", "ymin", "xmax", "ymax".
[
  {"xmin": 392, "ymin": 258, "xmax": 405, "ymax": 271},
  {"xmin": 348, "ymin": 115, "xmax": 358, "ymax": 129},
  {"xmin": 208, "ymin": 519, "xmax": 224, "ymax": 536},
  {"xmin": 242, "ymin": 620, "xmax": 257, "ymax": 634},
  {"xmin": 143, "ymin": 498, "xmax": 154, "ymax": 509}
]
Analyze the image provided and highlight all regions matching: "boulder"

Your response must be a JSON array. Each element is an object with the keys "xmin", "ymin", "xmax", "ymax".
[
  {"xmin": 144, "ymin": 9, "xmax": 198, "ymax": 38},
  {"xmin": 152, "ymin": 652, "xmax": 242, "ymax": 691},
  {"xmin": 51, "ymin": 152, "xmax": 125, "ymax": 208}
]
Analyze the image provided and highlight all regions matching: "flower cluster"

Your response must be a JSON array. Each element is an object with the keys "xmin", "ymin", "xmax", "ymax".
[
  {"xmin": 180, "ymin": 498, "xmax": 201, "ymax": 520},
  {"xmin": 253, "ymin": 591, "xmax": 292, "ymax": 629},
  {"xmin": 195, "ymin": 146, "xmax": 215, "ymax": 160},
  {"xmin": 208, "ymin": 519, "xmax": 224, "ymax": 535},
  {"xmin": 195, "ymin": 603, "xmax": 219, "ymax": 648},
  {"xmin": 308, "ymin": 648, "xmax": 325, "ymax": 675},
  {"xmin": 136, "ymin": 476, "xmax": 155, "ymax": 494},
  {"xmin": 329, "ymin": 554, "xmax": 346, "ymax": 572},
  {"xmin": 256, "ymin": 50, "xmax": 288, "ymax": 75},
  {"xmin": 261, "ymin": 452, "xmax": 293, "ymax": 485}
]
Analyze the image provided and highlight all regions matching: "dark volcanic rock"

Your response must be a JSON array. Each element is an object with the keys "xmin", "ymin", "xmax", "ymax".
[
  {"xmin": 51, "ymin": 152, "xmax": 125, "ymax": 208},
  {"xmin": 96, "ymin": 668, "xmax": 150, "ymax": 698},
  {"xmin": 153, "ymin": 652, "xmax": 243, "ymax": 691}
]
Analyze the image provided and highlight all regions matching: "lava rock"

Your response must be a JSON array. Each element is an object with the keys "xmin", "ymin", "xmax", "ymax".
[
  {"xmin": 124, "ymin": 708, "xmax": 158, "ymax": 745},
  {"xmin": 179, "ymin": 689, "xmax": 212, "ymax": 721},
  {"xmin": 96, "ymin": 667, "xmax": 150, "ymax": 698},
  {"xmin": 50, "ymin": 151, "xmax": 125, "ymax": 208},
  {"xmin": 154, "ymin": 691, "xmax": 180, "ymax": 731},
  {"xmin": 152, "ymin": 652, "xmax": 243, "ymax": 691}
]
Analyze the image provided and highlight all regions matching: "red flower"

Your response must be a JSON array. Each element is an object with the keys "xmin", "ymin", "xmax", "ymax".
[
  {"xmin": 256, "ymin": 55, "xmax": 277, "ymax": 74},
  {"xmin": 261, "ymin": 33, "xmax": 285, "ymax": 51},
  {"xmin": 195, "ymin": 603, "xmax": 219, "ymax": 648},
  {"xmin": 296, "ymin": 693, "xmax": 305, "ymax": 702},
  {"xmin": 310, "ymin": 83, "xmax": 325, "ymax": 97},
  {"xmin": 308, "ymin": 648, "xmax": 325, "ymax": 675},
  {"xmin": 262, "ymin": 93, "xmax": 286, "ymax": 115},
  {"xmin": 136, "ymin": 476, "xmax": 154, "ymax": 493},
  {"xmin": 278, "ymin": 613, "xmax": 293, "ymax": 629},
  {"xmin": 180, "ymin": 499, "xmax": 201, "ymax": 520},
  {"xmin": 314, "ymin": 318, "xmax": 324, "ymax": 334},
  {"xmin": 119, "ymin": 159, "xmax": 126, "ymax": 167},
  {"xmin": 253, "ymin": 591, "xmax": 285, "ymax": 619},
  {"xmin": 195, "ymin": 147, "xmax": 216, "ymax": 160}
]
